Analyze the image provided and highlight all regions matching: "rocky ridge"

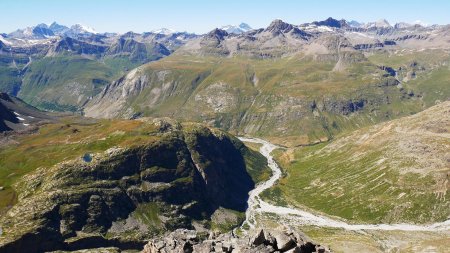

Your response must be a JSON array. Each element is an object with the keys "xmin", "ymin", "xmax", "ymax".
[
  {"xmin": 0, "ymin": 118, "xmax": 266, "ymax": 253},
  {"xmin": 143, "ymin": 228, "xmax": 330, "ymax": 253}
]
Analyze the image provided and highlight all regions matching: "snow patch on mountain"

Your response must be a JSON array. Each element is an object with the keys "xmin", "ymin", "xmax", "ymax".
[
  {"xmin": 151, "ymin": 28, "xmax": 177, "ymax": 35},
  {"xmin": 348, "ymin": 20, "xmax": 363, "ymax": 28},
  {"xmin": 220, "ymin": 23, "xmax": 253, "ymax": 34},
  {"xmin": 70, "ymin": 24, "xmax": 98, "ymax": 34}
]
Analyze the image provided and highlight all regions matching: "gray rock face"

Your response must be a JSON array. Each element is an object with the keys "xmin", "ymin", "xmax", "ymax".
[
  {"xmin": 142, "ymin": 228, "xmax": 331, "ymax": 253},
  {"xmin": 312, "ymin": 17, "xmax": 348, "ymax": 28},
  {"xmin": 250, "ymin": 229, "xmax": 266, "ymax": 246},
  {"xmin": 271, "ymin": 230, "xmax": 296, "ymax": 251},
  {"xmin": 265, "ymin": 19, "xmax": 295, "ymax": 35}
]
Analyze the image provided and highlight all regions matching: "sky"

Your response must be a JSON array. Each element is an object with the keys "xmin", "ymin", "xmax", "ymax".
[{"xmin": 1, "ymin": 0, "xmax": 450, "ymax": 34}]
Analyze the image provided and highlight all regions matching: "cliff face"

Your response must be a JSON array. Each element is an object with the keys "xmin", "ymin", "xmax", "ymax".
[{"xmin": 0, "ymin": 119, "xmax": 266, "ymax": 253}]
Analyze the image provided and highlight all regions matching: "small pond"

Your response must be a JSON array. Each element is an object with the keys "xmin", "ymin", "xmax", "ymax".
[{"xmin": 82, "ymin": 153, "xmax": 93, "ymax": 163}]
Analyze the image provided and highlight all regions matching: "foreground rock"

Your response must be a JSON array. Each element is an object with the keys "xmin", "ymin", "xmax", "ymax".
[{"xmin": 142, "ymin": 228, "xmax": 330, "ymax": 253}]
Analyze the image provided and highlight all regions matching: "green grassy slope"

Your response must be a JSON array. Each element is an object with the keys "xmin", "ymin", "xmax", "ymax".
[
  {"xmin": 18, "ymin": 56, "xmax": 140, "ymax": 111},
  {"xmin": 0, "ymin": 54, "xmax": 29, "ymax": 94},
  {"xmin": 88, "ymin": 51, "xmax": 438, "ymax": 146},
  {"xmin": 367, "ymin": 49, "xmax": 450, "ymax": 107},
  {"xmin": 263, "ymin": 101, "xmax": 450, "ymax": 224},
  {"xmin": 0, "ymin": 117, "xmax": 268, "ymax": 214}
]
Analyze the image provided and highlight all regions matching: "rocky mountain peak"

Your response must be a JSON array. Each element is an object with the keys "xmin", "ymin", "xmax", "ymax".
[
  {"xmin": 220, "ymin": 23, "xmax": 253, "ymax": 34},
  {"xmin": 32, "ymin": 26, "xmax": 54, "ymax": 37},
  {"xmin": 151, "ymin": 28, "xmax": 176, "ymax": 35},
  {"xmin": 206, "ymin": 28, "xmax": 229, "ymax": 40},
  {"xmin": 265, "ymin": 19, "xmax": 294, "ymax": 35},
  {"xmin": 35, "ymin": 23, "xmax": 49, "ymax": 29},
  {"xmin": 69, "ymin": 23, "xmax": 98, "ymax": 34},
  {"xmin": 49, "ymin": 21, "xmax": 60, "ymax": 27},
  {"xmin": 120, "ymin": 31, "xmax": 139, "ymax": 39},
  {"xmin": 49, "ymin": 22, "xmax": 69, "ymax": 34},
  {"xmin": 7, "ymin": 23, "xmax": 56, "ymax": 39},
  {"xmin": 239, "ymin": 22, "xmax": 252, "ymax": 30},
  {"xmin": 313, "ymin": 17, "xmax": 348, "ymax": 28},
  {"xmin": 365, "ymin": 19, "xmax": 392, "ymax": 29},
  {"xmin": 348, "ymin": 20, "xmax": 363, "ymax": 28}
]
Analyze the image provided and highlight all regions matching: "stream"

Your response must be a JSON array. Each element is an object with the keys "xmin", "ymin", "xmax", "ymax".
[{"xmin": 239, "ymin": 137, "xmax": 450, "ymax": 232}]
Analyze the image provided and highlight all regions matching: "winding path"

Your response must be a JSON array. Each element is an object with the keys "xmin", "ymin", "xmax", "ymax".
[{"xmin": 239, "ymin": 137, "xmax": 450, "ymax": 232}]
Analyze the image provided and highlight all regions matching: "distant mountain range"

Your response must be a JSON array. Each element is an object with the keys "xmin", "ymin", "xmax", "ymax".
[
  {"xmin": 2, "ymin": 18, "xmax": 436, "ymax": 40},
  {"xmin": 0, "ymin": 22, "xmax": 200, "ymax": 111},
  {"xmin": 0, "ymin": 17, "xmax": 449, "ymax": 117},
  {"xmin": 4, "ymin": 22, "xmax": 195, "ymax": 41},
  {"xmin": 7, "ymin": 22, "xmax": 98, "ymax": 39},
  {"xmin": 83, "ymin": 16, "xmax": 450, "ymax": 142}
]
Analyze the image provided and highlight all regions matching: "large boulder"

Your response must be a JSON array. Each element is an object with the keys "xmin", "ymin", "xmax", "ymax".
[
  {"xmin": 142, "ymin": 228, "xmax": 331, "ymax": 253},
  {"xmin": 271, "ymin": 230, "xmax": 296, "ymax": 251},
  {"xmin": 250, "ymin": 229, "xmax": 266, "ymax": 246}
]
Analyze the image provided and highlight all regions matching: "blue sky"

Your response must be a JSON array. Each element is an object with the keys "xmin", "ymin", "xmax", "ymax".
[{"xmin": 1, "ymin": 0, "xmax": 449, "ymax": 33}]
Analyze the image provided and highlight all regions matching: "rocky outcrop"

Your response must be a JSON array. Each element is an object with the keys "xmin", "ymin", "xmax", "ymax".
[
  {"xmin": 142, "ymin": 228, "xmax": 331, "ymax": 253},
  {"xmin": 312, "ymin": 17, "xmax": 348, "ymax": 28},
  {"xmin": 52, "ymin": 37, "xmax": 109, "ymax": 56},
  {"xmin": 206, "ymin": 29, "xmax": 229, "ymax": 42},
  {"xmin": 378, "ymin": 66, "xmax": 396, "ymax": 77},
  {"xmin": 0, "ymin": 120, "xmax": 261, "ymax": 253},
  {"xmin": 106, "ymin": 38, "xmax": 170, "ymax": 63},
  {"xmin": 197, "ymin": 29, "xmax": 231, "ymax": 56},
  {"xmin": 353, "ymin": 42, "xmax": 384, "ymax": 50},
  {"xmin": 265, "ymin": 19, "xmax": 296, "ymax": 35},
  {"xmin": 391, "ymin": 34, "xmax": 428, "ymax": 41}
]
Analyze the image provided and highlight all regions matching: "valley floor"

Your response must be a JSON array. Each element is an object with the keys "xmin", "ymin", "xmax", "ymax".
[{"xmin": 240, "ymin": 137, "xmax": 450, "ymax": 252}]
